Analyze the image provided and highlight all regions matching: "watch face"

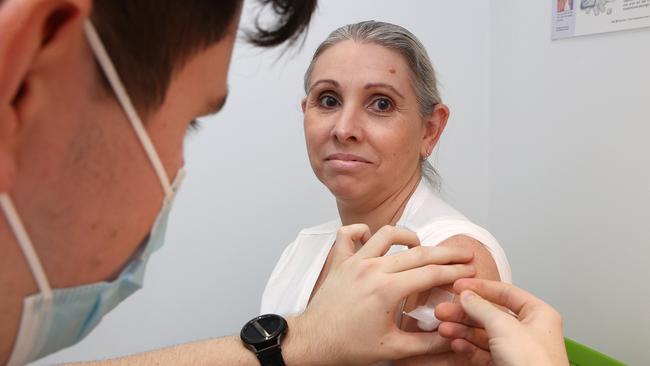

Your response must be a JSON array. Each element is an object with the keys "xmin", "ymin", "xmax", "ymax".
[{"xmin": 241, "ymin": 314, "xmax": 287, "ymax": 345}]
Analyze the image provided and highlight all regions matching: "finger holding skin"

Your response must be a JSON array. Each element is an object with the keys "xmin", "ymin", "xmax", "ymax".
[
  {"xmin": 328, "ymin": 223, "xmax": 371, "ymax": 268},
  {"xmin": 457, "ymin": 290, "xmax": 520, "ymax": 335},
  {"xmin": 302, "ymin": 226, "xmax": 462, "ymax": 364},
  {"xmin": 437, "ymin": 321, "xmax": 490, "ymax": 351},
  {"xmin": 453, "ymin": 278, "xmax": 547, "ymax": 317},
  {"xmin": 435, "ymin": 302, "xmax": 482, "ymax": 328},
  {"xmin": 356, "ymin": 225, "xmax": 420, "ymax": 259},
  {"xmin": 435, "ymin": 292, "xmax": 513, "ymax": 332},
  {"xmin": 391, "ymin": 264, "xmax": 476, "ymax": 298},
  {"xmin": 449, "ymin": 281, "xmax": 569, "ymax": 366},
  {"xmin": 455, "ymin": 280, "xmax": 566, "ymax": 342},
  {"xmin": 435, "ymin": 302, "xmax": 464, "ymax": 321},
  {"xmin": 382, "ymin": 245, "xmax": 474, "ymax": 273}
]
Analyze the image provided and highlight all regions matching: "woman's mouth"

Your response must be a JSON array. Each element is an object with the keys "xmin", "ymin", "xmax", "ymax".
[{"xmin": 325, "ymin": 153, "xmax": 372, "ymax": 170}]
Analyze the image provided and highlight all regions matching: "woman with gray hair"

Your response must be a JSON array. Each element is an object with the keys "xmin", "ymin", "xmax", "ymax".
[{"xmin": 261, "ymin": 21, "xmax": 512, "ymax": 365}]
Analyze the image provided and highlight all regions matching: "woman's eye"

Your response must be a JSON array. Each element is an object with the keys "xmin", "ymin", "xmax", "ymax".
[
  {"xmin": 371, "ymin": 98, "xmax": 393, "ymax": 112},
  {"xmin": 318, "ymin": 95, "xmax": 339, "ymax": 108}
]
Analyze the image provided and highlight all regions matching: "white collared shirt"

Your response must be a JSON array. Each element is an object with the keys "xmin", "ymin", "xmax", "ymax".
[{"xmin": 261, "ymin": 180, "xmax": 512, "ymax": 316}]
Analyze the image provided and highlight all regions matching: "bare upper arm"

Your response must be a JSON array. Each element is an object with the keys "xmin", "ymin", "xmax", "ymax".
[
  {"xmin": 438, "ymin": 234, "xmax": 501, "ymax": 282},
  {"xmin": 395, "ymin": 235, "xmax": 502, "ymax": 366},
  {"xmin": 398, "ymin": 234, "xmax": 501, "ymax": 327}
]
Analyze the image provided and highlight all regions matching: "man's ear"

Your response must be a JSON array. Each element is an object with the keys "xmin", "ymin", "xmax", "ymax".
[
  {"xmin": 301, "ymin": 97, "xmax": 307, "ymax": 113},
  {"xmin": 0, "ymin": 0, "xmax": 91, "ymax": 193},
  {"xmin": 420, "ymin": 103, "xmax": 450, "ymax": 159}
]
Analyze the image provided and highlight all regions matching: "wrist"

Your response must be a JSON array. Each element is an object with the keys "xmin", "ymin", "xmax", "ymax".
[{"xmin": 282, "ymin": 315, "xmax": 324, "ymax": 366}]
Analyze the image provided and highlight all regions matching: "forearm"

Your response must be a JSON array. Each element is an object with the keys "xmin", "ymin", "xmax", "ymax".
[
  {"xmin": 67, "ymin": 317, "xmax": 317, "ymax": 366},
  {"xmin": 68, "ymin": 336, "xmax": 258, "ymax": 366}
]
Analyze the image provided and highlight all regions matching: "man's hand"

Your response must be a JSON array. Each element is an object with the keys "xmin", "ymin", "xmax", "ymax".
[
  {"xmin": 435, "ymin": 279, "xmax": 570, "ymax": 366},
  {"xmin": 290, "ymin": 224, "xmax": 477, "ymax": 365}
]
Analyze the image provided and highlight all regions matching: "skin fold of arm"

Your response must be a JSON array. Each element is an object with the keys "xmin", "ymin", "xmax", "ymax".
[{"xmin": 395, "ymin": 234, "xmax": 501, "ymax": 366}]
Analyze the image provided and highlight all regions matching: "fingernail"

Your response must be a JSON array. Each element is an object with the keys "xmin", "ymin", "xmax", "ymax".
[{"xmin": 461, "ymin": 290, "xmax": 476, "ymax": 302}]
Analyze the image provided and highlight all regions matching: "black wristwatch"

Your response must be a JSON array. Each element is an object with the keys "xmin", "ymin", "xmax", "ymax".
[{"xmin": 240, "ymin": 314, "xmax": 288, "ymax": 366}]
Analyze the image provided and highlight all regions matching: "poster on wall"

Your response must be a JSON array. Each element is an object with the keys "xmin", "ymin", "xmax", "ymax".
[{"xmin": 552, "ymin": 0, "xmax": 650, "ymax": 39}]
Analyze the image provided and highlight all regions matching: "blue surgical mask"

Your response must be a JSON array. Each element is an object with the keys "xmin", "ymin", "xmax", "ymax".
[{"xmin": 0, "ymin": 21, "xmax": 184, "ymax": 365}]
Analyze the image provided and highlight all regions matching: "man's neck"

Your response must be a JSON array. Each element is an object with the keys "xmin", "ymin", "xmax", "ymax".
[{"xmin": 337, "ymin": 170, "xmax": 421, "ymax": 235}]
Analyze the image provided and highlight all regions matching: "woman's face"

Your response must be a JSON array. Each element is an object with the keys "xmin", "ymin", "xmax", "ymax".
[{"xmin": 303, "ymin": 41, "xmax": 434, "ymax": 203}]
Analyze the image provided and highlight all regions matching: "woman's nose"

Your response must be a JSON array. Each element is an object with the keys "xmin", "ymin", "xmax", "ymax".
[{"xmin": 331, "ymin": 107, "xmax": 363, "ymax": 143}]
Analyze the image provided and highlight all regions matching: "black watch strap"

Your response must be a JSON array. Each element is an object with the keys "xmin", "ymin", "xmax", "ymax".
[{"xmin": 256, "ymin": 345, "xmax": 285, "ymax": 366}]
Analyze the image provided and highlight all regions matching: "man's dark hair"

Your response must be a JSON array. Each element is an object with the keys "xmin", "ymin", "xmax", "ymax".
[{"xmin": 91, "ymin": 0, "xmax": 317, "ymax": 114}]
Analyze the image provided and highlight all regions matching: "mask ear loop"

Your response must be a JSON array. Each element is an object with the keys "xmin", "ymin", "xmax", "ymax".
[
  {"xmin": 0, "ymin": 195, "xmax": 52, "ymax": 299},
  {"xmin": 0, "ymin": 21, "xmax": 175, "ymax": 301},
  {"xmin": 83, "ymin": 20, "xmax": 173, "ymax": 199}
]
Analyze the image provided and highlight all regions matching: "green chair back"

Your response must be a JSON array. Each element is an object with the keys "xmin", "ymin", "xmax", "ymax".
[{"xmin": 565, "ymin": 338, "xmax": 626, "ymax": 366}]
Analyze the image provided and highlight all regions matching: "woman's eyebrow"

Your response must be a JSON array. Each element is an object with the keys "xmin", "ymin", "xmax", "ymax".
[
  {"xmin": 364, "ymin": 83, "xmax": 404, "ymax": 99},
  {"xmin": 309, "ymin": 79, "xmax": 339, "ymax": 93}
]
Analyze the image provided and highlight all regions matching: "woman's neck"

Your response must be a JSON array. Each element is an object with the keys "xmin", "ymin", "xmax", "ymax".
[{"xmin": 337, "ymin": 170, "xmax": 422, "ymax": 235}]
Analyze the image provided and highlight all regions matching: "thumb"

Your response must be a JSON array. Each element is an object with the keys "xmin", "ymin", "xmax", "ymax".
[
  {"xmin": 459, "ymin": 290, "xmax": 517, "ymax": 335},
  {"xmin": 329, "ymin": 224, "xmax": 371, "ymax": 269}
]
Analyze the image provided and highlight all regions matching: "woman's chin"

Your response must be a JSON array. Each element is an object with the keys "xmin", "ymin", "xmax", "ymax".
[{"xmin": 326, "ymin": 182, "xmax": 369, "ymax": 203}]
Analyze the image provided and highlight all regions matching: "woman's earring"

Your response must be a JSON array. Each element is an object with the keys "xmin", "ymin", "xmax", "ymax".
[{"xmin": 422, "ymin": 148, "xmax": 431, "ymax": 161}]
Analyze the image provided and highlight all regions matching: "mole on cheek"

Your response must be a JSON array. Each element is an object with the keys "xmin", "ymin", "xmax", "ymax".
[{"xmin": 389, "ymin": 68, "xmax": 396, "ymax": 74}]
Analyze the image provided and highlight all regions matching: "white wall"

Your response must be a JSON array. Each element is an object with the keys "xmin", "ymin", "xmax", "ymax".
[
  {"xmin": 36, "ymin": 1, "xmax": 491, "ymax": 363},
  {"xmin": 488, "ymin": 2, "xmax": 650, "ymax": 365}
]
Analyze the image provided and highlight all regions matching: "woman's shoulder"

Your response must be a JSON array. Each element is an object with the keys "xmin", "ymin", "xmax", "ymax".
[
  {"xmin": 415, "ymin": 218, "xmax": 512, "ymax": 284},
  {"xmin": 400, "ymin": 183, "xmax": 512, "ymax": 282},
  {"xmin": 399, "ymin": 181, "xmax": 469, "ymax": 230}
]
